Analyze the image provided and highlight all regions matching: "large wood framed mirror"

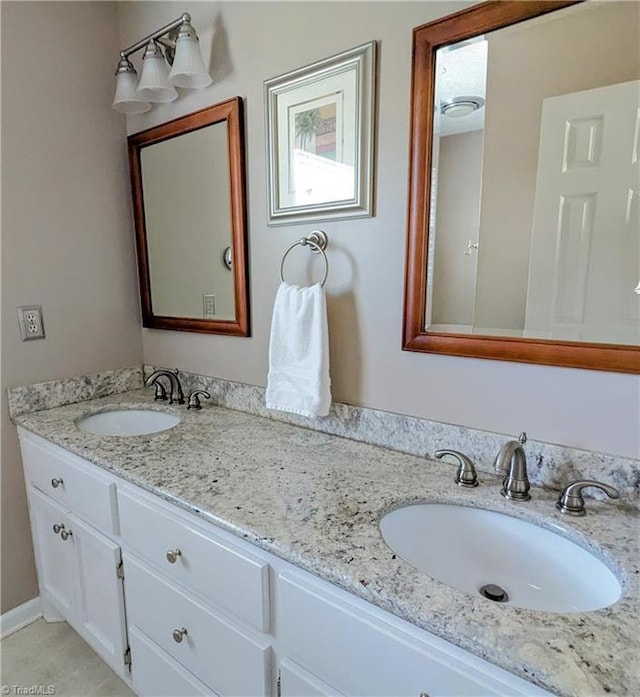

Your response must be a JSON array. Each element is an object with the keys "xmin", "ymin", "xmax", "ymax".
[
  {"xmin": 403, "ymin": 1, "xmax": 639, "ymax": 372},
  {"xmin": 129, "ymin": 97, "xmax": 249, "ymax": 336}
]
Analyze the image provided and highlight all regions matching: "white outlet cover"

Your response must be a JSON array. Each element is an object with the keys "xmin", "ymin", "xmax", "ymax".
[{"xmin": 17, "ymin": 305, "xmax": 45, "ymax": 341}]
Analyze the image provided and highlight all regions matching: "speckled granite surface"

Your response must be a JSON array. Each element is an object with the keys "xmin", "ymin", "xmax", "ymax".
[
  {"xmin": 148, "ymin": 366, "xmax": 640, "ymax": 502},
  {"xmin": 7, "ymin": 366, "xmax": 143, "ymax": 418},
  {"xmin": 13, "ymin": 390, "xmax": 640, "ymax": 697}
]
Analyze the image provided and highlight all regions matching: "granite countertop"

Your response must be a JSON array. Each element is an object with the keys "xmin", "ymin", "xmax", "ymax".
[{"xmin": 13, "ymin": 390, "xmax": 639, "ymax": 697}]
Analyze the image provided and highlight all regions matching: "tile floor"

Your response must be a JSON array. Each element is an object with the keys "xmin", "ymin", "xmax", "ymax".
[{"xmin": 1, "ymin": 619, "xmax": 134, "ymax": 697}]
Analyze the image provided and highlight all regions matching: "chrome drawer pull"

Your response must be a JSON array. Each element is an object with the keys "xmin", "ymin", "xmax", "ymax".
[
  {"xmin": 60, "ymin": 529, "xmax": 73, "ymax": 541},
  {"xmin": 52, "ymin": 523, "xmax": 65, "ymax": 535},
  {"xmin": 166, "ymin": 549, "xmax": 182, "ymax": 564},
  {"xmin": 172, "ymin": 627, "xmax": 188, "ymax": 643},
  {"xmin": 51, "ymin": 478, "xmax": 64, "ymax": 488}
]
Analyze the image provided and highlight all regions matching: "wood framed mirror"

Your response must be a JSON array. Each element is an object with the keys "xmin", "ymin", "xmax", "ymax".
[
  {"xmin": 403, "ymin": 1, "xmax": 640, "ymax": 373},
  {"xmin": 128, "ymin": 97, "xmax": 250, "ymax": 336}
]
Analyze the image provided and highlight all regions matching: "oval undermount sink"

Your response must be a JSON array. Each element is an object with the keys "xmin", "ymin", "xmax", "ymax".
[
  {"xmin": 380, "ymin": 503, "xmax": 621, "ymax": 613},
  {"xmin": 76, "ymin": 408, "xmax": 180, "ymax": 436}
]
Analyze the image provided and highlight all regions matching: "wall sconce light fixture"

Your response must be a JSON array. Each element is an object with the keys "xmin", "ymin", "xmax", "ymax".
[{"xmin": 112, "ymin": 13, "xmax": 212, "ymax": 115}]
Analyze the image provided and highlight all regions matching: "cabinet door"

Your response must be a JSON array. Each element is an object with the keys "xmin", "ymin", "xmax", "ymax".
[
  {"xmin": 68, "ymin": 513, "xmax": 129, "ymax": 678},
  {"xmin": 28, "ymin": 487, "xmax": 77, "ymax": 618},
  {"xmin": 279, "ymin": 659, "xmax": 344, "ymax": 697}
]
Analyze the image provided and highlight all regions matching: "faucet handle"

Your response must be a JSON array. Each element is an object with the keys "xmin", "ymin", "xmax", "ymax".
[
  {"xmin": 556, "ymin": 480, "xmax": 620, "ymax": 516},
  {"xmin": 434, "ymin": 450, "xmax": 478, "ymax": 488},
  {"xmin": 187, "ymin": 390, "xmax": 211, "ymax": 411}
]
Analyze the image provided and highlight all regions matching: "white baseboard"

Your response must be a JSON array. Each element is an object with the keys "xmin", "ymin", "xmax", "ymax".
[{"xmin": 1, "ymin": 597, "xmax": 42, "ymax": 639}]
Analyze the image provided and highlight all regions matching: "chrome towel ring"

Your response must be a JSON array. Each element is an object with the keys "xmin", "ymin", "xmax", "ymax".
[{"xmin": 279, "ymin": 230, "xmax": 329, "ymax": 287}]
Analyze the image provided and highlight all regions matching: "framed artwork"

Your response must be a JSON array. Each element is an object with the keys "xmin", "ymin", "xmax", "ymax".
[{"xmin": 265, "ymin": 42, "xmax": 376, "ymax": 225}]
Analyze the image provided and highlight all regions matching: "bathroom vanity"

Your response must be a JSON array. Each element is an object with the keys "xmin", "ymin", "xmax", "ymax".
[{"xmin": 12, "ymin": 390, "xmax": 639, "ymax": 697}]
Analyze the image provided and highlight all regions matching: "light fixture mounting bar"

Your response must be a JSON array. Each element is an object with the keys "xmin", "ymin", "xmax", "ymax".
[{"xmin": 120, "ymin": 12, "xmax": 190, "ymax": 59}]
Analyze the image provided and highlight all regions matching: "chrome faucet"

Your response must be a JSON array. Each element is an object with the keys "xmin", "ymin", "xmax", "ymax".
[
  {"xmin": 145, "ymin": 369, "xmax": 185, "ymax": 405},
  {"xmin": 495, "ymin": 432, "xmax": 530, "ymax": 501}
]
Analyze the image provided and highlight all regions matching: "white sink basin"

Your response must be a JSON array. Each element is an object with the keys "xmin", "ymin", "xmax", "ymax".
[
  {"xmin": 76, "ymin": 408, "xmax": 180, "ymax": 436},
  {"xmin": 380, "ymin": 503, "xmax": 621, "ymax": 613}
]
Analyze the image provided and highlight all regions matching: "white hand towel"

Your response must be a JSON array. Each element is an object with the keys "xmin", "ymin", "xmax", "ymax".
[{"xmin": 266, "ymin": 282, "xmax": 332, "ymax": 418}]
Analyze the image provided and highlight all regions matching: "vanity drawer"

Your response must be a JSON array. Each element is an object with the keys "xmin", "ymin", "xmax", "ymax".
[
  {"xmin": 124, "ymin": 554, "xmax": 270, "ymax": 697},
  {"xmin": 129, "ymin": 626, "xmax": 216, "ymax": 696},
  {"xmin": 117, "ymin": 488, "xmax": 269, "ymax": 632},
  {"xmin": 277, "ymin": 571, "xmax": 548, "ymax": 697},
  {"xmin": 19, "ymin": 431, "xmax": 118, "ymax": 535}
]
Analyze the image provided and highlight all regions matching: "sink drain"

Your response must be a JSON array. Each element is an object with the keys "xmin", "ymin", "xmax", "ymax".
[{"xmin": 479, "ymin": 584, "xmax": 509, "ymax": 603}]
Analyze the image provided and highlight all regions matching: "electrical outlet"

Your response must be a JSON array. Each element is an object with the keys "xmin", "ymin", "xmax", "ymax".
[
  {"xmin": 203, "ymin": 294, "xmax": 216, "ymax": 319},
  {"xmin": 17, "ymin": 305, "xmax": 45, "ymax": 341}
]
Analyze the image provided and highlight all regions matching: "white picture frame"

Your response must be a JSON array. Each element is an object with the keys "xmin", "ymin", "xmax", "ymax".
[{"xmin": 265, "ymin": 42, "xmax": 376, "ymax": 225}]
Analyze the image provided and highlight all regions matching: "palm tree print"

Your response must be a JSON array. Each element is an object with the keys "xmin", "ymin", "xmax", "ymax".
[{"xmin": 295, "ymin": 109, "xmax": 320, "ymax": 151}]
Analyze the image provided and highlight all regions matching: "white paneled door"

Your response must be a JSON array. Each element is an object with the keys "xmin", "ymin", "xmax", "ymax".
[
  {"xmin": 525, "ymin": 80, "xmax": 640, "ymax": 343},
  {"xmin": 69, "ymin": 512, "xmax": 129, "ymax": 677}
]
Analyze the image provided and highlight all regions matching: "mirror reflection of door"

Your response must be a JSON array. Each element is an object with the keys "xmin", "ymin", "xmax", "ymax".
[
  {"xmin": 141, "ymin": 122, "xmax": 236, "ymax": 321},
  {"xmin": 525, "ymin": 81, "xmax": 640, "ymax": 344}
]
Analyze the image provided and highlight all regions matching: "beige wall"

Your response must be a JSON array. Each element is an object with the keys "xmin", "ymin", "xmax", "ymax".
[
  {"xmin": 120, "ymin": 1, "xmax": 639, "ymax": 462},
  {"xmin": 1, "ymin": 3, "xmax": 143, "ymax": 613},
  {"xmin": 432, "ymin": 130, "xmax": 483, "ymax": 327},
  {"xmin": 475, "ymin": 2, "xmax": 640, "ymax": 330}
]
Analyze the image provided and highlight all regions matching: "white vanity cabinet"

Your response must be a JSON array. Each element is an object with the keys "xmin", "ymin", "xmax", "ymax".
[
  {"xmin": 19, "ymin": 429, "xmax": 551, "ymax": 697},
  {"xmin": 20, "ymin": 432, "xmax": 129, "ymax": 679}
]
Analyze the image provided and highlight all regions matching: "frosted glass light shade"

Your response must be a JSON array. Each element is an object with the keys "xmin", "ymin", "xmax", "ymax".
[
  {"xmin": 168, "ymin": 27, "xmax": 212, "ymax": 89},
  {"xmin": 112, "ymin": 69, "xmax": 151, "ymax": 114},
  {"xmin": 137, "ymin": 42, "xmax": 178, "ymax": 103}
]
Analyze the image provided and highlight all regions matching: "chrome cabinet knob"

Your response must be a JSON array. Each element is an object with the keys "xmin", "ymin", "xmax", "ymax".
[
  {"xmin": 434, "ymin": 449, "xmax": 478, "ymax": 488},
  {"xmin": 556, "ymin": 480, "xmax": 619, "ymax": 516},
  {"xmin": 52, "ymin": 523, "xmax": 65, "ymax": 535},
  {"xmin": 166, "ymin": 549, "xmax": 182, "ymax": 564},
  {"xmin": 172, "ymin": 627, "xmax": 188, "ymax": 643},
  {"xmin": 60, "ymin": 529, "xmax": 73, "ymax": 541},
  {"xmin": 51, "ymin": 478, "xmax": 63, "ymax": 488}
]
